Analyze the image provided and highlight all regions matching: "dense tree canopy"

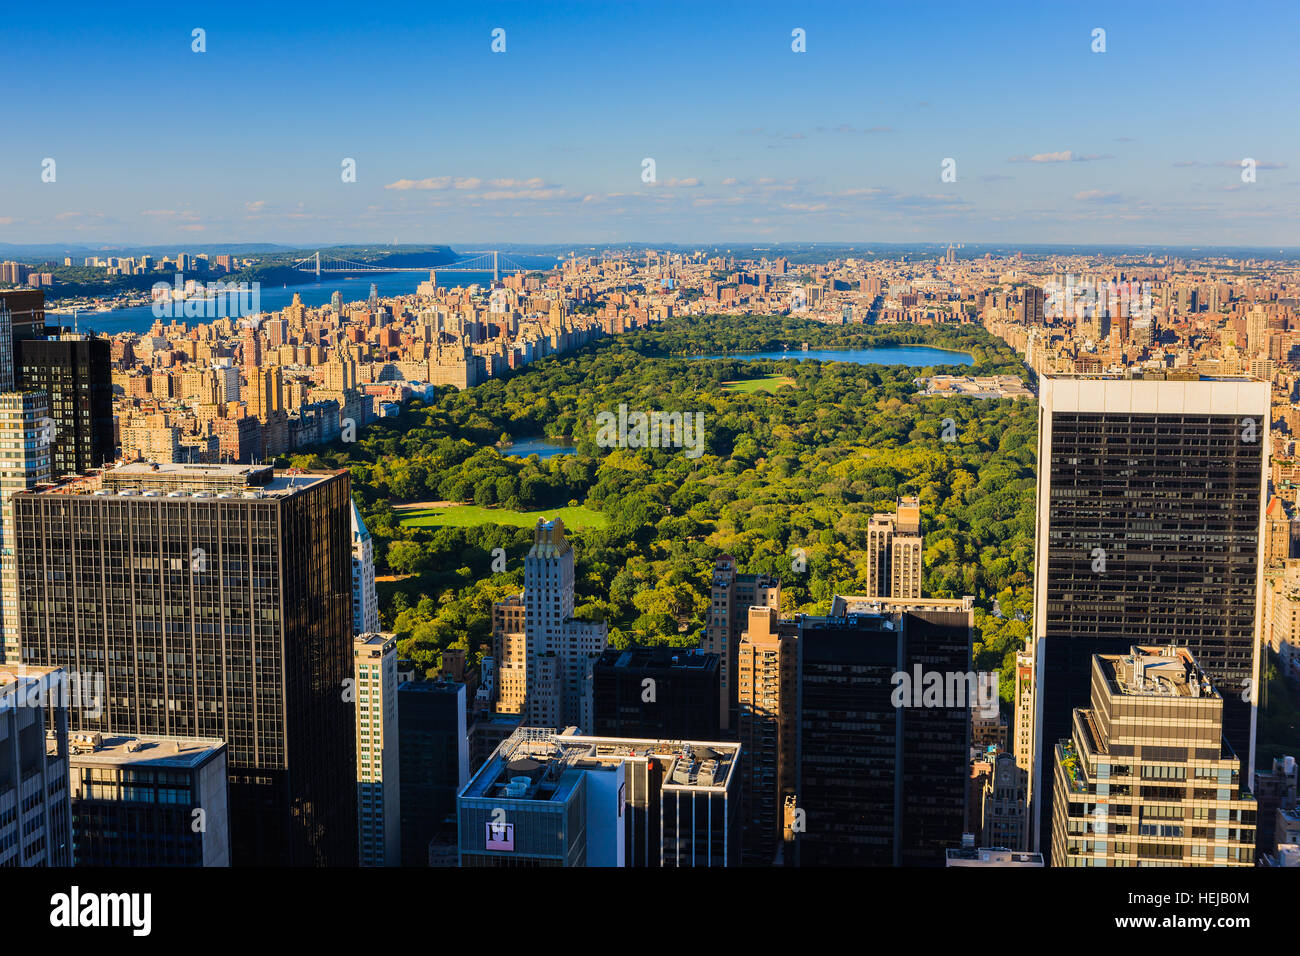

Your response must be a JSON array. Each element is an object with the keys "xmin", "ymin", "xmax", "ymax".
[{"xmin": 295, "ymin": 315, "xmax": 1036, "ymax": 697}]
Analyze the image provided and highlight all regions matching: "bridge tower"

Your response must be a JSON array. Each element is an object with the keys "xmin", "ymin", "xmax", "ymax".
[
  {"xmin": 493, "ymin": 250, "xmax": 499, "ymax": 283},
  {"xmin": 315, "ymin": 251, "xmax": 321, "ymax": 279}
]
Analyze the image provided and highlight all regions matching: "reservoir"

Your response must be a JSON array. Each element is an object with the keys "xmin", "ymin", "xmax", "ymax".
[{"xmin": 687, "ymin": 345, "xmax": 974, "ymax": 366}]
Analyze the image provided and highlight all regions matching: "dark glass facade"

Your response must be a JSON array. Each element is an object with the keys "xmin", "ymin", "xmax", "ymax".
[
  {"xmin": 1035, "ymin": 408, "xmax": 1265, "ymax": 855},
  {"xmin": 15, "ymin": 336, "xmax": 114, "ymax": 477},
  {"xmin": 397, "ymin": 680, "xmax": 464, "ymax": 867},
  {"xmin": 792, "ymin": 609, "xmax": 970, "ymax": 867},
  {"xmin": 0, "ymin": 289, "xmax": 47, "ymax": 341},
  {"xmin": 15, "ymin": 471, "xmax": 356, "ymax": 866},
  {"xmin": 591, "ymin": 646, "xmax": 721, "ymax": 741}
]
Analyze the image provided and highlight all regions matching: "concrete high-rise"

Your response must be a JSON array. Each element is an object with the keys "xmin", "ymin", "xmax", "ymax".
[
  {"xmin": 15, "ymin": 462, "xmax": 357, "ymax": 866},
  {"xmin": 67, "ymin": 733, "xmax": 229, "ymax": 866},
  {"xmin": 1050, "ymin": 646, "xmax": 1256, "ymax": 867},
  {"xmin": 458, "ymin": 729, "xmax": 740, "ymax": 867},
  {"xmin": 491, "ymin": 595, "xmax": 527, "ymax": 715},
  {"xmin": 979, "ymin": 751, "xmax": 1028, "ymax": 851},
  {"xmin": 0, "ymin": 392, "xmax": 51, "ymax": 665},
  {"xmin": 1014, "ymin": 649, "xmax": 1034, "ymax": 773},
  {"xmin": 1029, "ymin": 375, "xmax": 1269, "ymax": 857},
  {"xmin": 0, "ymin": 664, "xmax": 72, "ymax": 866},
  {"xmin": 703, "ymin": 555, "xmax": 780, "ymax": 731},
  {"xmin": 736, "ymin": 605, "xmax": 796, "ymax": 865},
  {"xmin": 354, "ymin": 633, "xmax": 399, "ymax": 867}
]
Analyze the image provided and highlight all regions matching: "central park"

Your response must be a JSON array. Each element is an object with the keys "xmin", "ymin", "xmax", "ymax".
[
  {"xmin": 287, "ymin": 314, "xmax": 1036, "ymax": 701},
  {"xmin": 284, "ymin": 312, "xmax": 1298, "ymax": 757}
]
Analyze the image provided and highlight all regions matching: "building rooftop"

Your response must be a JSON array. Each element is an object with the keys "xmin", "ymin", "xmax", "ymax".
[
  {"xmin": 1100, "ymin": 645, "xmax": 1219, "ymax": 700},
  {"xmin": 528, "ymin": 518, "xmax": 571, "ymax": 558},
  {"xmin": 0, "ymin": 666, "xmax": 64, "ymax": 710},
  {"xmin": 1266, "ymin": 844, "xmax": 1300, "ymax": 867},
  {"xmin": 26, "ymin": 462, "xmax": 338, "ymax": 499},
  {"xmin": 398, "ymin": 678, "xmax": 465, "ymax": 697},
  {"xmin": 350, "ymin": 500, "xmax": 370, "ymax": 541},
  {"xmin": 596, "ymin": 646, "xmax": 718, "ymax": 672},
  {"xmin": 1045, "ymin": 371, "xmax": 1258, "ymax": 383},
  {"xmin": 59, "ymin": 733, "xmax": 225, "ymax": 770},
  {"xmin": 559, "ymin": 733, "xmax": 739, "ymax": 790},
  {"xmin": 830, "ymin": 594, "xmax": 974, "ymax": 616},
  {"xmin": 461, "ymin": 729, "xmax": 740, "ymax": 804},
  {"xmin": 0, "ymin": 664, "xmax": 63, "ymax": 686},
  {"xmin": 945, "ymin": 847, "xmax": 1044, "ymax": 867}
]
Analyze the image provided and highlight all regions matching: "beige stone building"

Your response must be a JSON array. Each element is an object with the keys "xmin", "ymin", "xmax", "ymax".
[
  {"xmin": 1051, "ymin": 645, "xmax": 1256, "ymax": 867},
  {"xmin": 736, "ymin": 605, "xmax": 796, "ymax": 865},
  {"xmin": 865, "ymin": 496, "xmax": 923, "ymax": 600}
]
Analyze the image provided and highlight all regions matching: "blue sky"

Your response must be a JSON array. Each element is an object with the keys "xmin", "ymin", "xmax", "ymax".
[{"xmin": 2, "ymin": 0, "xmax": 1298, "ymax": 247}]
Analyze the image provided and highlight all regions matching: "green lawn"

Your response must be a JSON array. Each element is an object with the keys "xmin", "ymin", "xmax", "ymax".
[
  {"xmin": 396, "ymin": 503, "xmax": 608, "ymax": 530},
  {"xmin": 721, "ymin": 374, "xmax": 797, "ymax": 393}
]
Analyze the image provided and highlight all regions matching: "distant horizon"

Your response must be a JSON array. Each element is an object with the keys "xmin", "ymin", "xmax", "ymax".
[{"xmin": 8, "ymin": 239, "xmax": 1300, "ymax": 258}]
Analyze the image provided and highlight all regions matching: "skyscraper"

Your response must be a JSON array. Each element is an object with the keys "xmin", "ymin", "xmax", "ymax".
[
  {"xmin": 15, "ymin": 462, "xmax": 357, "ymax": 866},
  {"xmin": 457, "ymin": 729, "xmax": 740, "ymax": 867},
  {"xmin": 737, "ymin": 605, "xmax": 796, "ymax": 865},
  {"xmin": 0, "ymin": 392, "xmax": 51, "ymax": 665},
  {"xmin": 788, "ymin": 602, "xmax": 972, "ymax": 867},
  {"xmin": 491, "ymin": 596, "xmax": 527, "ymax": 715},
  {"xmin": 591, "ymin": 645, "xmax": 720, "ymax": 740},
  {"xmin": 398, "ymin": 679, "xmax": 467, "ymax": 866},
  {"xmin": 703, "ymin": 555, "xmax": 780, "ymax": 731},
  {"xmin": 1014, "ymin": 649, "xmax": 1034, "ymax": 773},
  {"xmin": 492, "ymin": 519, "xmax": 607, "ymax": 729},
  {"xmin": 354, "ymin": 633, "xmax": 399, "ymax": 867},
  {"xmin": 1050, "ymin": 646, "xmax": 1256, "ymax": 867},
  {"xmin": 0, "ymin": 289, "xmax": 48, "ymax": 349},
  {"xmin": 0, "ymin": 290, "xmax": 55, "ymax": 667},
  {"xmin": 979, "ymin": 751, "xmax": 1029, "ymax": 851},
  {"xmin": 245, "ymin": 364, "xmax": 284, "ymax": 420},
  {"xmin": 1029, "ymin": 374, "xmax": 1269, "ymax": 857},
  {"xmin": 351, "ymin": 502, "xmax": 380, "ymax": 636},
  {"xmin": 14, "ymin": 334, "xmax": 114, "ymax": 477}
]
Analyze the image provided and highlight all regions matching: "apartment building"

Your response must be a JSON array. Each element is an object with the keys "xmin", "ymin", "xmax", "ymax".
[{"xmin": 703, "ymin": 555, "xmax": 780, "ymax": 731}]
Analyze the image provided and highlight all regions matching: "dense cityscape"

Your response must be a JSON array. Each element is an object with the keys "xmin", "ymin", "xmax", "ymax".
[
  {"xmin": 0, "ymin": 242, "xmax": 1295, "ymax": 874},
  {"xmin": 4, "ymin": 0, "xmax": 1297, "ymax": 940}
]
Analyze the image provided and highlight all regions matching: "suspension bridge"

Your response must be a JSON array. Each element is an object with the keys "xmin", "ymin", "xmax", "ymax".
[{"xmin": 290, "ymin": 250, "xmax": 532, "ymax": 282}]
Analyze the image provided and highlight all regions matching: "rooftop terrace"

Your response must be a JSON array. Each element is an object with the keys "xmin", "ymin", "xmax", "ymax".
[{"xmin": 461, "ymin": 729, "xmax": 740, "ymax": 803}]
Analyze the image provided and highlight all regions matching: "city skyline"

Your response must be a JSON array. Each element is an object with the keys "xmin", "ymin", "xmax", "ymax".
[
  {"xmin": 4, "ymin": 0, "xmax": 1300, "ymax": 246},
  {"xmin": 3, "ymin": 3, "xmax": 1299, "ymax": 928}
]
